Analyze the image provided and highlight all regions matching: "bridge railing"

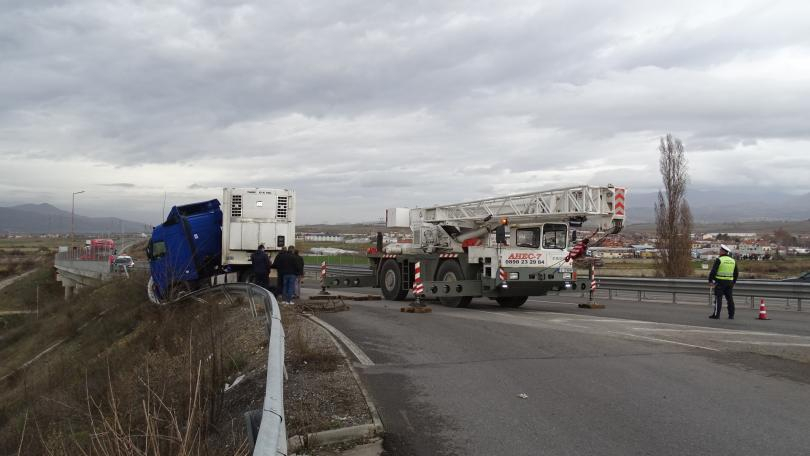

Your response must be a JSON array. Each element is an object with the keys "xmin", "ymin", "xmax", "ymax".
[{"xmin": 55, "ymin": 247, "xmax": 115, "ymax": 263}]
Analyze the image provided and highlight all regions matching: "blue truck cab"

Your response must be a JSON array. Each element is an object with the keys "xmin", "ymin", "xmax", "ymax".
[{"xmin": 146, "ymin": 199, "xmax": 223, "ymax": 302}]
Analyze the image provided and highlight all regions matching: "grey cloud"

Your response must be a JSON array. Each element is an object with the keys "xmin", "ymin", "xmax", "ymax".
[
  {"xmin": 101, "ymin": 183, "xmax": 135, "ymax": 188},
  {"xmin": 2, "ymin": 0, "xmax": 810, "ymax": 223}
]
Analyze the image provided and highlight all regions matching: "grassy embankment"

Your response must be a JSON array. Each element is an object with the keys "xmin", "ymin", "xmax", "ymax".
[
  {"xmin": 0, "ymin": 238, "xmax": 62, "ymax": 281},
  {"xmin": 0, "ymin": 268, "xmax": 265, "ymax": 455}
]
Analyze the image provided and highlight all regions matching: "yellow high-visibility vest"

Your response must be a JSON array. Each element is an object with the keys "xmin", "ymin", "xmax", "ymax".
[{"xmin": 716, "ymin": 256, "xmax": 736, "ymax": 281}]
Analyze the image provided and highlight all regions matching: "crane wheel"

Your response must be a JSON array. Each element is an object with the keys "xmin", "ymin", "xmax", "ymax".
[
  {"xmin": 496, "ymin": 296, "xmax": 528, "ymax": 308},
  {"xmin": 436, "ymin": 260, "xmax": 472, "ymax": 308},
  {"xmin": 381, "ymin": 260, "xmax": 408, "ymax": 301}
]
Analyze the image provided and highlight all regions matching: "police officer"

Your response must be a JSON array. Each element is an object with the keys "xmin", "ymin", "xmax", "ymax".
[{"xmin": 708, "ymin": 244, "xmax": 738, "ymax": 319}]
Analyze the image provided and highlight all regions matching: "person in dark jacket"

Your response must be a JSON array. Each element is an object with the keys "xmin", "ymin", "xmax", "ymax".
[
  {"xmin": 250, "ymin": 244, "xmax": 271, "ymax": 290},
  {"xmin": 293, "ymin": 248, "xmax": 305, "ymax": 298},
  {"xmin": 708, "ymin": 244, "xmax": 738, "ymax": 319},
  {"xmin": 272, "ymin": 247, "xmax": 299, "ymax": 304}
]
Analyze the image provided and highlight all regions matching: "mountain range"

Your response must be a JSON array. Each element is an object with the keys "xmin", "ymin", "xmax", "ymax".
[
  {"xmin": 0, "ymin": 203, "xmax": 149, "ymax": 234},
  {"xmin": 2, "ymin": 188, "xmax": 808, "ymax": 234}
]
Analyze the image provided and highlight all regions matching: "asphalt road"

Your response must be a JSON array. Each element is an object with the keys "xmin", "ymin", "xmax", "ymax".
[{"xmin": 317, "ymin": 292, "xmax": 810, "ymax": 456}]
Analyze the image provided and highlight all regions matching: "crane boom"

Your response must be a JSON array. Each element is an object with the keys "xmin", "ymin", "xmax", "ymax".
[{"xmin": 413, "ymin": 185, "xmax": 625, "ymax": 231}]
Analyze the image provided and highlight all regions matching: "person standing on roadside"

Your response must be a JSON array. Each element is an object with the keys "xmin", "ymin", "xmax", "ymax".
[
  {"xmin": 272, "ymin": 246, "xmax": 298, "ymax": 304},
  {"xmin": 293, "ymin": 247, "xmax": 304, "ymax": 299},
  {"xmin": 708, "ymin": 244, "xmax": 738, "ymax": 319},
  {"xmin": 250, "ymin": 244, "xmax": 271, "ymax": 290}
]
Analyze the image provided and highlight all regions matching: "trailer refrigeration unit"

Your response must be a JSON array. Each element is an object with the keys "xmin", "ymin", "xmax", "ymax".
[
  {"xmin": 330, "ymin": 185, "xmax": 625, "ymax": 308},
  {"xmin": 146, "ymin": 188, "xmax": 295, "ymax": 304}
]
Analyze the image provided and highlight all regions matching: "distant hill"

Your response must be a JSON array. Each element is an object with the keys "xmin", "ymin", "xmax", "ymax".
[
  {"xmin": 0, "ymin": 203, "xmax": 149, "ymax": 234},
  {"xmin": 627, "ymin": 189, "xmax": 810, "ymax": 223}
]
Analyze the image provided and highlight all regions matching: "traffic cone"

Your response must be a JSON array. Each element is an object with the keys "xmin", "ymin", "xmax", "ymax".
[{"xmin": 757, "ymin": 298, "xmax": 770, "ymax": 320}]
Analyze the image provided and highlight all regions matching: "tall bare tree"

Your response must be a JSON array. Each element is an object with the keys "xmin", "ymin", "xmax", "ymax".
[
  {"xmin": 771, "ymin": 227, "xmax": 795, "ymax": 258},
  {"xmin": 655, "ymin": 134, "xmax": 694, "ymax": 277}
]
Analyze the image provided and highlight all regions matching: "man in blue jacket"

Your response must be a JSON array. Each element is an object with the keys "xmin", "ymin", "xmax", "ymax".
[{"xmin": 272, "ymin": 247, "xmax": 299, "ymax": 304}]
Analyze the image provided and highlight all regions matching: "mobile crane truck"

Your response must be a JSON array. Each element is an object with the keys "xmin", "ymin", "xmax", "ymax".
[
  {"xmin": 328, "ymin": 185, "xmax": 625, "ymax": 307},
  {"xmin": 145, "ymin": 187, "xmax": 295, "ymax": 304}
]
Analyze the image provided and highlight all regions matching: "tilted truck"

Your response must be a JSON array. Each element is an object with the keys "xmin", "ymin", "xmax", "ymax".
[
  {"xmin": 329, "ymin": 185, "xmax": 625, "ymax": 307},
  {"xmin": 146, "ymin": 187, "xmax": 295, "ymax": 304}
]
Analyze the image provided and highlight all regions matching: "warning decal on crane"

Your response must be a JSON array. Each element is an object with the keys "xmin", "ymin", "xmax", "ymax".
[{"xmin": 615, "ymin": 188, "xmax": 626, "ymax": 216}]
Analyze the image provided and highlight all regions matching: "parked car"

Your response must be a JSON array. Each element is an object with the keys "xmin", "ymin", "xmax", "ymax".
[
  {"xmin": 113, "ymin": 255, "xmax": 135, "ymax": 272},
  {"xmin": 783, "ymin": 271, "xmax": 810, "ymax": 282}
]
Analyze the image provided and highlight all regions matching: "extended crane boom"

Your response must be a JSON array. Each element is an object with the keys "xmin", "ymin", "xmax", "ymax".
[{"xmin": 413, "ymin": 185, "xmax": 625, "ymax": 231}]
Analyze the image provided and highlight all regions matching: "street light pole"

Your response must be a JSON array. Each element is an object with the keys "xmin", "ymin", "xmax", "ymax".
[{"xmin": 71, "ymin": 190, "xmax": 85, "ymax": 239}]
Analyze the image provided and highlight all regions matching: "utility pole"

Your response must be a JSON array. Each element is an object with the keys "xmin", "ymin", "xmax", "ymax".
[{"xmin": 71, "ymin": 190, "xmax": 85, "ymax": 239}]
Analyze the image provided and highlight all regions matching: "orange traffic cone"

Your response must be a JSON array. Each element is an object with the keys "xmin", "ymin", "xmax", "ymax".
[{"xmin": 757, "ymin": 298, "xmax": 770, "ymax": 320}]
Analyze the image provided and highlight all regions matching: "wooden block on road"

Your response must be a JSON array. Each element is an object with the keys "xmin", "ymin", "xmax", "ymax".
[{"xmin": 400, "ymin": 306, "xmax": 432, "ymax": 313}]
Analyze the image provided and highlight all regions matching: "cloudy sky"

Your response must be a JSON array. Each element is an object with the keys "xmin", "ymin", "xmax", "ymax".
[{"xmin": 2, "ymin": 0, "xmax": 809, "ymax": 225}]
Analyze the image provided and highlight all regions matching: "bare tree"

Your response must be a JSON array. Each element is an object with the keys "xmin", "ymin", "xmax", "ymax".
[
  {"xmin": 771, "ymin": 227, "xmax": 795, "ymax": 258},
  {"xmin": 654, "ymin": 134, "xmax": 694, "ymax": 277}
]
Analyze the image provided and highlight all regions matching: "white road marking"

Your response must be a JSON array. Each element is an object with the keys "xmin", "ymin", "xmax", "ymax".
[
  {"xmin": 631, "ymin": 327, "xmax": 810, "ymax": 338},
  {"xmin": 723, "ymin": 340, "xmax": 810, "ymax": 347},
  {"xmin": 471, "ymin": 309, "xmax": 733, "ymax": 352},
  {"xmin": 307, "ymin": 315, "xmax": 375, "ymax": 366},
  {"xmin": 606, "ymin": 331, "xmax": 720, "ymax": 351}
]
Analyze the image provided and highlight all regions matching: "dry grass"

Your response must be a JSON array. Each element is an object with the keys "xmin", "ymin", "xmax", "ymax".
[
  {"xmin": 283, "ymin": 312, "xmax": 342, "ymax": 372},
  {"xmin": 1, "ymin": 272, "xmax": 259, "ymax": 455},
  {"xmin": 0, "ymin": 238, "xmax": 59, "ymax": 281}
]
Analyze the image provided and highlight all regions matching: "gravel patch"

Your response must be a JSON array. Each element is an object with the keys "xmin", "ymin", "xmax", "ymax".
[{"xmin": 283, "ymin": 310, "xmax": 373, "ymax": 438}]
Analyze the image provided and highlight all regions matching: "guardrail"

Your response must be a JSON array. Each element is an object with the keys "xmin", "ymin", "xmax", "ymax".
[
  {"xmin": 187, "ymin": 283, "xmax": 287, "ymax": 455},
  {"xmin": 304, "ymin": 265, "xmax": 810, "ymax": 310},
  {"xmin": 594, "ymin": 277, "xmax": 810, "ymax": 310}
]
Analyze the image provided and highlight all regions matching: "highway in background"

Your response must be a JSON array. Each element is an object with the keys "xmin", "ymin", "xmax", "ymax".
[{"xmin": 318, "ymin": 294, "xmax": 810, "ymax": 455}]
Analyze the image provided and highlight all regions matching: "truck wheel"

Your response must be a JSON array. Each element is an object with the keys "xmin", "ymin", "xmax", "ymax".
[
  {"xmin": 147, "ymin": 276, "xmax": 164, "ymax": 305},
  {"xmin": 436, "ymin": 261, "xmax": 472, "ymax": 308},
  {"xmin": 496, "ymin": 296, "xmax": 528, "ymax": 308},
  {"xmin": 381, "ymin": 260, "xmax": 408, "ymax": 301}
]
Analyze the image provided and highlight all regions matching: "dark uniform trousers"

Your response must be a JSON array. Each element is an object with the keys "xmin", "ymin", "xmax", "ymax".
[{"xmin": 713, "ymin": 280, "xmax": 735, "ymax": 318}]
